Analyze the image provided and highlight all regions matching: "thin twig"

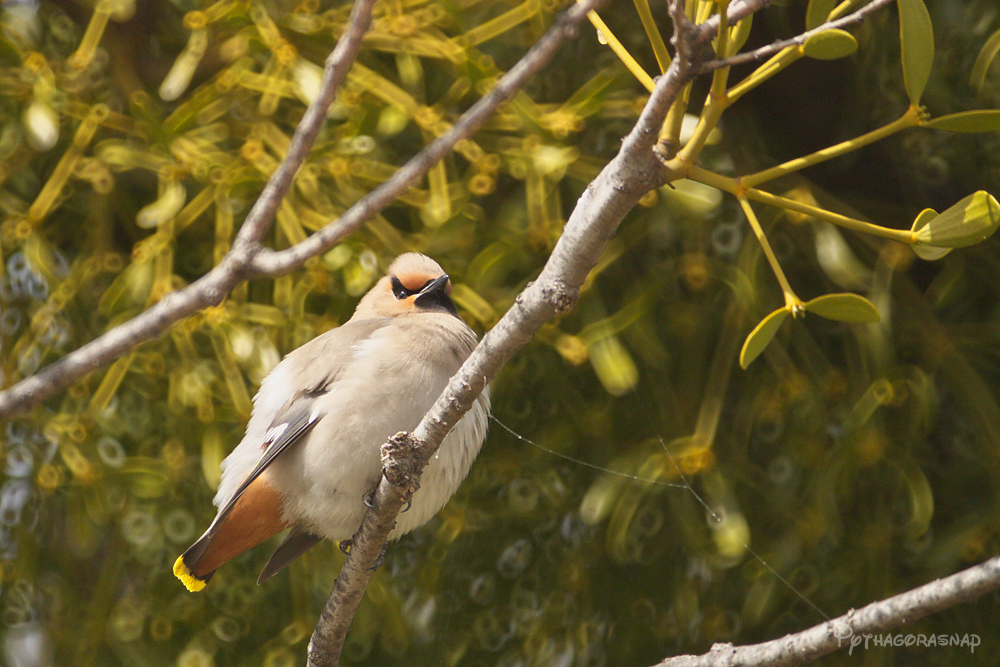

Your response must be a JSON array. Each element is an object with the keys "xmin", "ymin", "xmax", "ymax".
[
  {"xmin": 0, "ymin": 0, "xmax": 802, "ymax": 420},
  {"xmin": 696, "ymin": 0, "xmax": 895, "ymax": 73},
  {"xmin": 304, "ymin": 0, "xmax": 926, "ymax": 663},
  {"xmin": 657, "ymin": 555, "xmax": 1000, "ymax": 667},
  {"xmin": 230, "ymin": 0, "xmax": 377, "ymax": 253},
  {"xmin": 0, "ymin": 0, "xmax": 378, "ymax": 419},
  {"xmin": 669, "ymin": 0, "xmax": 695, "ymax": 69},
  {"xmin": 696, "ymin": 0, "xmax": 772, "ymax": 43},
  {"xmin": 0, "ymin": 0, "xmax": 608, "ymax": 418},
  {"xmin": 250, "ymin": 0, "xmax": 612, "ymax": 276}
]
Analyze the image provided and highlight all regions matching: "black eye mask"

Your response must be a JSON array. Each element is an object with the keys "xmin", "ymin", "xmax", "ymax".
[
  {"xmin": 390, "ymin": 275, "xmax": 459, "ymax": 317},
  {"xmin": 390, "ymin": 276, "xmax": 430, "ymax": 299}
]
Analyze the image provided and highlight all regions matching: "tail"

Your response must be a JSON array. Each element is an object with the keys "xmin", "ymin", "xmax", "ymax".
[
  {"xmin": 174, "ymin": 476, "xmax": 289, "ymax": 592},
  {"xmin": 173, "ymin": 547, "xmax": 213, "ymax": 593}
]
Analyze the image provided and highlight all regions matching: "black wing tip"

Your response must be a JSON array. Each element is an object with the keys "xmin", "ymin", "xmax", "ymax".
[
  {"xmin": 257, "ymin": 528, "xmax": 323, "ymax": 585},
  {"xmin": 256, "ymin": 564, "xmax": 280, "ymax": 586}
]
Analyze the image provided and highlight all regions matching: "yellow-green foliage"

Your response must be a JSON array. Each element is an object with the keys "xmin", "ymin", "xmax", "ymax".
[{"xmin": 0, "ymin": 0, "xmax": 999, "ymax": 666}]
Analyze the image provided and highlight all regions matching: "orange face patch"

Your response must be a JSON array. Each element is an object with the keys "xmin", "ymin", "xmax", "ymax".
[{"xmin": 397, "ymin": 272, "xmax": 451, "ymax": 295}]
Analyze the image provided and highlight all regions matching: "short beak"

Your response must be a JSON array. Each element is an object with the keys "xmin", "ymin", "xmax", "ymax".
[
  {"xmin": 420, "ymin": 274, "xmax": 450, "ymax": 296},
  {"xmin": 413, "ymin": 274, "xmax": 458, "ymax": 317}
]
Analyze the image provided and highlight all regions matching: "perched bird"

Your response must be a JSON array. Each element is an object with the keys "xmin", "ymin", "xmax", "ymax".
[{"xmin": 174, "ymin": 253, "xmax": 490, "ymax": 592}]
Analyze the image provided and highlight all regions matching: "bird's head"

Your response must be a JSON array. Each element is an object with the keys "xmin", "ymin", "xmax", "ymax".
[{"xmin": 352, "ymin": 253, "xmax": 459, "ymax": 320}]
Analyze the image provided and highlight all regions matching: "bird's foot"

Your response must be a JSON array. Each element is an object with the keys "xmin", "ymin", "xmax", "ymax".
[
  {"xmin": 381, "ymin": 432, "xmax": 423, "ymax": 497},
  {"xmin": 362, "ymin": 478, "xmax": 412, "ymax": 512},
  {"xmin": 339, "ymin": 539, "xmax": 352, "ymax": 554},
  {"xmin": 362, "ymin": 484, "xmax": 378, "ymax": 509},
  {"xmin": 367, "ymin": 543, "xmax": 388, "ymax": 571}
]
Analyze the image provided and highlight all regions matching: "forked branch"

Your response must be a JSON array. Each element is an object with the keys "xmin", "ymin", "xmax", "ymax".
[{"xmin": 0, "ymin": 0, "xmax": 607, "ymax": 418}]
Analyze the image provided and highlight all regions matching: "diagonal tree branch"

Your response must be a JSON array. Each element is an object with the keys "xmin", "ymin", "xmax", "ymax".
[
  {"xmin": 307, "ymin": 0, "xmax": 968, "ymax": 663},
  {"xmin": 305, "ymin": 5, "xmax": 721, "ymax": 664},
  {"xmin": 657, "ymin": 555, "xmax": 1000, "ymax": 667},
  {"xmin": 249, "ymin": 0, "xmax": 614, "ymax": 277},
  {"xmin": 0, "ymin": 0, "xmax": 609, "ymax": 419},
  {"xmin": 229, "ymin": 0, "xmax": 377, "ymax": 253},
  {"xmin": 0, "ymin": 0, "xmax": 378, "ymax": 418}
]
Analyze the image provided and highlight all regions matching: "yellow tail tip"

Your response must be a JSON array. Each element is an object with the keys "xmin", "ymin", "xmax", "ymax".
[{"xmin": 173, "ymin": 555, "xmax": 207, "ymax": 592}]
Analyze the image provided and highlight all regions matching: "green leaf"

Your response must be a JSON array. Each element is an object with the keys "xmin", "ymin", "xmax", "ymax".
[
  {"xmin": 802, "ymin": 30, "xmax": 859, "ymax": 61},
  {"xmin": 911, "ymin": 208, "xmax": 935, "ymax": 233},
  {"xmin": 588, "ymin": 335, "xmax": 639, "ymax": 396},
  {"xmin": 898, "ymin": 0, "xmax": 935, "ymax": 106},
  {"xmin": 804, "ymin": 293, "xmax": 881, "ymax": 323},
  {"xmin": 970, "ymin": 28, "xmax": 1000, "ymax": 95},
  {"xmin": 924, "ymin": 110, "xmax": 1000, "ymax": 133},
  {"xmin": 912, "ymin": 245, "xmax": 952, "ymax": 261},
  {"xmin": 729, "ymin": 14, "xmax": 754, "ymax": 54},
  {"xmin": 806, "ymin": 0, "xmax": 838, "ymax": 30},
  {"xmin": 740, "ymin": 307, "xmax": 789, "ymax": 369},
  {"xmin": 912, "ymin": 191, "xmax": 1000, "ymax": 248},
  {"xmin": 910, "ymin": 209, "xmax": 951, "ymax": 260}
]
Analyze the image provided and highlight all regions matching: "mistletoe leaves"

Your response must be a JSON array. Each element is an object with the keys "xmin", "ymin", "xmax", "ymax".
[
  {"xmin": 909, "ymin": 209, "xmax": 951, "ymax": 261},
  {"xmin": 970, "ymin": 28, "xmax": 1000, "ymax": 95},
  {"xmin": 740, "ymin": 294, "xmax": 880, "ymax": 369},
  {"xmin": 739, "ymin": 308, "xmax": 788, "ymax": 370},
  {"xmin": 801, "ymin": 293, "xmax": 881, "ymax": 322},
  {"xmin": 923, "ymin": 110, "xmax": 1000, "ymax": 133},
  {"xmin": 805, "ymin": 0, "xmax": 837, "ymax": 31},
  {"xmin": 898, "ymin": 0, "xmax": 934, "ymax": 107},
  {"xmin": 802, "ymin": 30, "xmax": 858, "ymax": 60},
  {"xmin": 739, "ymin": 191, "xmax": 1000, "ymax": 369},
  {"xmin": 910, "ymin": 191, "xmax": 1000, "ymax": 259}
]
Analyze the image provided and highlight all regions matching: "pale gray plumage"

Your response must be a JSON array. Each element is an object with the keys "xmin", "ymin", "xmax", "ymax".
[
  {"xmin": 220, "ymin": 310, "xmax": 489, "ymax": 535},
  {"xmin": 185, "ymin": 253, "xmax": 490, "ymax": 588}
]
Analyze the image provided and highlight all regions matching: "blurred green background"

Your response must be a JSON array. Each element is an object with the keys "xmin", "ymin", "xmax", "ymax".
[{"xmin": 1, "ymin": 0, "xmax": 999, "ymax": 665}]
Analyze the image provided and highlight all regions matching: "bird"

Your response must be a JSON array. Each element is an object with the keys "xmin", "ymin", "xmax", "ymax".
[{"xmin": 174, "ymin": 253, "xmax": 490, "ymax": 592}]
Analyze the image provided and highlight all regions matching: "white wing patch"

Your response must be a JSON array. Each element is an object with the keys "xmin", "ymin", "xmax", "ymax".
[{"xmin": 262, "ymin": 423, "xmax": 288, "ymax": 449}]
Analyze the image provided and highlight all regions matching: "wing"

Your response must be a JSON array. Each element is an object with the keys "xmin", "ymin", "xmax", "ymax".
[
  {"xmin": 257, "ymin": 525, "xmax": 323, "ymax": 584},
  {"xmin": 205, "ymin": 405, "xmax": 320, "ymax": 544},
  {"xmin": 175, "ymin": 317, "xmax": 391, "ymax": 592},
  {"xmin": 213, "ymin": 317, "xmax": 393, "ymax": 510},
  {"xmin": 174, "ymin": 412, "xmax": 320, "ymax": 591}
]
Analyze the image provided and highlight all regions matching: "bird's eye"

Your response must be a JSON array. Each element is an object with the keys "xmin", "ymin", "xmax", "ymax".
[{"xmin": 390, "ymin": 276, "xmax": 411, "ymax": 299}]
